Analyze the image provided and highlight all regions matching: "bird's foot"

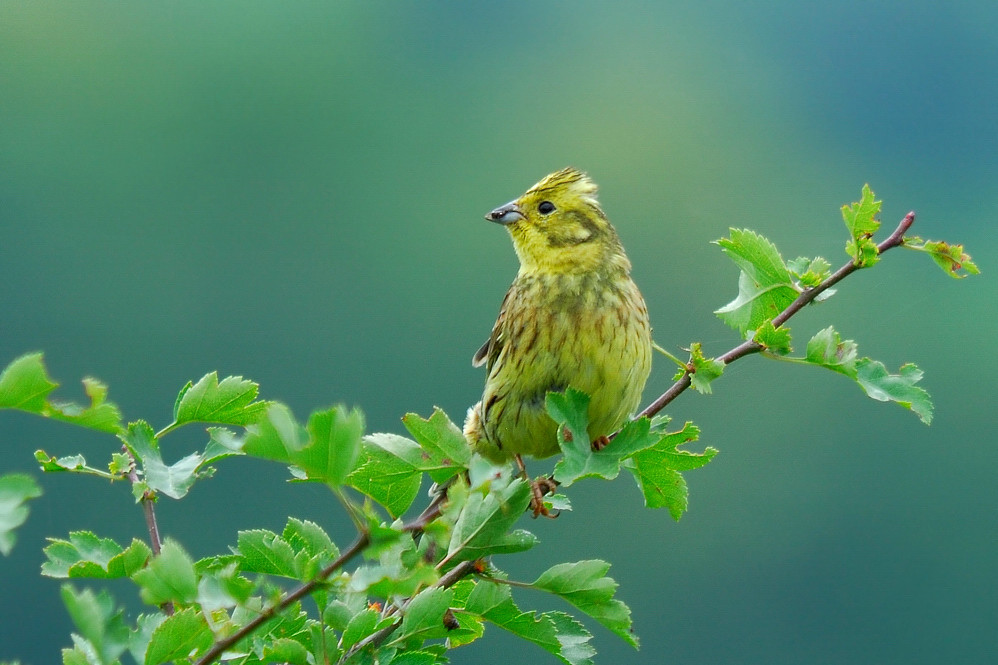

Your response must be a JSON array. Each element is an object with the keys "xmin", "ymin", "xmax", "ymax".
[
  {"xmin": 529, "ymin": 475, "xmax": 560, "ymax": 518},
  {"xmin": 591, "ymin": 435, "xmax": 611, "ymax": 452}
]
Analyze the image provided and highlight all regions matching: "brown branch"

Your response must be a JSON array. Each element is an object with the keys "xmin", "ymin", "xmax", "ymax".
[
  {"xmin": 194, "ymin": 487, "xmax": 451, "ymax": 665},
  {"xmin": 637, "ymin": 211, "xmax": 916, "ymax": 422},
  {"xmin": 337, "ymin": 559, "xmax": 479, "ymax": 664}
]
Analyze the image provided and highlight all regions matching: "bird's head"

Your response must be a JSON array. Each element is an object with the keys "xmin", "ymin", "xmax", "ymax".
[{"xmin": 486, "ymin": 167, "xmax": 629, "ymax": 275}]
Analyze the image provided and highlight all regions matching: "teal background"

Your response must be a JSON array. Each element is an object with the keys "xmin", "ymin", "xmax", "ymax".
[{"xmin": 2, "ymin": 2, "xmax": 995, "ymax": 663}]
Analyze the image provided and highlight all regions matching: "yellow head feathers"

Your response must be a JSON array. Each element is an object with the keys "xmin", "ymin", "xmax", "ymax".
[{"xmin": 485, "ymin": 167, "xmax": 628, "ymax": 275}]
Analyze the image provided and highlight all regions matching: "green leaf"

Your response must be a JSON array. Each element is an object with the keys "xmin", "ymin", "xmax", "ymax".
[
  {"xmin": 0, "ymin": 353, "xmax": 57, "ymax": 411},
  {"xmin": 855, "ymin": 359, "xmax": 933, "ymax": 424},
  {"xmin": 122, "ymin": 421, "xmax": 206, "ymax": 500},
  {"xmin": 132, "ymin": 539, "xmax": 198, "ymax": 606},
  {"xmin": 904, "ymin": 237, "xmax": 980, "ymax": 278},
  {"xmin": 464, "ymin": 579, "xmax": 594, "ymax": 665},
  {"xmin": 842, "ymin": 184, "xmax": 882, "ymax": 267},
  {"xmin": 446, "ymin": 475, "xmax": 534, "ymax": 562},
  {"xmin": 34, "ymin": 450, "xmax": 111, "ymax": 478},
  {"xmin": 143, "ymin": 607, "xmax": 213, "ymax": 665},
  {"xmin": 533, "ymin": 560, "xmax": 636, "ymax": 648},
  {"xmin": 60, "ymin": 585, "xmax": 130, "ymax": 665},
  {"xmin": 805, "ymin": 326, "xmax": 858, "ymax": 376},
  {"xmin": 47, "ymin": 377, "xmax": 124, "ymax": 434},
  {"xmin": 242, "ymin": 403, "xmax": 308, "ymax": 463},
  {"xmin": 340, "ymin": 608, "xmax": 383, "ymax": 651},
  {"xmin": 346, "ymin": 434, "xmax": 425, "ymax": 518},
  {"xmin": 43, "ymin": 532, "xmax": 151, "ymax": 578},
  {"xmin": 128, "ymin": 614, "xmax": 166, "ymax": 665},
  {"xmin": 685, "ymin": 342, "xmax": 725, "ymax": 393},
  {"xmin": 292, "ymin": 405, "xmax": 364, "ymax": 486},
  {"xmin": 0, "ymin": 474, "xmax": 42, "ymax": 556},
  {"xmin": 628, "ymin": 422, "xmax": 717, "ymax": 520},
  {"xmin": 395, "ymin": 587, "xmax": 455, "ymax": 642},
  {"xmin": 0, "ymin": 353, "xmax": 123, "ymax": 433},
  {"xmin": 752, "ymin": 320, "xmax": 793, "ymax": 355},
  {"xmin": 402, "ymin": 408, "xmax": 472, "ymax": 480},
  {"xmin": 788, "ymin": 255, "xmax": 832, "ymax": 288},
  {"xmin": 263, "ymin": 637, "xmax": 310, "ymax": 665},
  {"xmin": 715, "ymin": 229, "xmax": 799, "ymax": 335},
  {"xmin": 236, "ymin": 529, "xmax": 299, "ymax": 578},
  {"xmin": 167, "ymin": 372, "xmax": 271, "ymax": 431},
  {"xmin": 548, "ymin": 391, "xmax": 661, "ymax": 486},
  {"xmin": 802, "ymin": 327, "xmax": 933, "ymax": 424}
]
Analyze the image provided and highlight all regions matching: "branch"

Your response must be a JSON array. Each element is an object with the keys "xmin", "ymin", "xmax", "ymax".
[
  {"xmin": 637, "ymin": 211, "xmax": 916, "ymax": 422},
  {"xmin": 194, "ymin": 489, "xmax": 450, "ymax": 665},
  {"xmin": 337, "ymin": 559, "xmax": 479, "ymax": 664},
  {"xmin": 194, "ymin": 533, "xmax": 371, "ymax": 665}
]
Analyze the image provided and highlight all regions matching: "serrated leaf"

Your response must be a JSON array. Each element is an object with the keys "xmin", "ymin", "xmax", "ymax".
[
  {"xmin": 855, "ymin": 359, "xmax": 933, "ymax": 424},
  {"xmin": 446, "ymin": 476, "xmax": 533, "ymax": 562},
  {"xmin": 60, "ymin": 585, "xmax": 130, "ymax": 665},
  {"xmin": 715, "ymin": 229, "xmax": 799, "ymax": 335},
  {"xmin": 168, "ymin": 372, "xmax": 271, "ymax": 430},
  {"xmin": 122, "ymin": 421, "xmax": 205, "ymax": 500},
  {"xmin": 283, "ymin": 518, "xmax": 337, "ymax": 561},
  {"xmin": 686, "ymin": 342, "xmax": 725, "ymax": 393},
  {"xmin": 788, "ymin": 255, "xmax": 832, "ymax": 288},
  {"xmin": 48, "ymin": 377, "xmax": 123, "ymax": 434},
  {"xmin": 262, "ymin": 637, "xmax": 310, "ymax": 665},
  {"xmin": 128, "ymin": 614, "xmax": 166, "ymax": 665},
  {"xmin": 236, "ymin": 529, "xmax": 299, "ymax": 578},
  {"xmin": 904, "ymin": 237, "xmax": 980, "ymax": 278},
  {"xmin": 628, "ymin": 422, "xmax": 716, "ymax": 519},
  {"xmin": 144, "ymin": 607, "xmax": 213, "ymax": 665},
  {"xmin": 402, "ymin": 408, "xmax": 472, "ymax": 480},
  {"xmin": 242, "ymin": 403, "xmax": 308, "ymax": 463},
  {"xmin": 346, "ymin": 434, "xmax": 425, "ymax": 518},
  {"xmin": 842, "ymin": 184, "xmax": 882, "ymax": 266},
  {"xmin": 292, "ymin": 406, "xmax": 364, "ymax": 486},
  {"xmin": 396, "ymin": 587, "xmax": 455, "ymax": 642},
  {"xmin": 533, "ymin": 560, "xmax": 636, "ymax": 648},
  {"xmin": 549, "ymin": 391, "xmax": 660, "ymax": 486},
  {"xmin": 753, "ymin": 321, "xmax": 793, "ymax": 355},
  {"xmin": 805, "ymin": 326, "xmax": 859, "ymax": 376},
  {"xmin": 0, "ymin": 353, "xmax": 57, "ymax": 411},
  {"xmin": 0, "ymin": 474, "xmax": 42, "ymax": 555},
  {"xmin": 340, "ymin": 608, "xmax": 382, "ymax": 651},
  {"xmin": 0, "ymin": 354, "xmax": 123, "ymax": 433},
  {"xmin": 43, "ymin": 532, "xmax": 151, "ymax": 579},
  {"xmin": 801, "ymin": 328, "xmax": 933, "ymax": 424},
  {"xmin": 464, "ymin": 579, "xmax": 594, "ymax": 665},
  {"xmin": 34, "ymin": 450, "xmax": 111, "ymax": 478},
  {"xmin": 132, "ymin": 539, "xmax": 198, "ymax": 606}
]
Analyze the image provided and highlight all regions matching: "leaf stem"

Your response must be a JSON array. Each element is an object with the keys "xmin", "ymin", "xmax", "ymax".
[{"xmin": 636, "ymin": 211, "xmax": 916, "ymax": 422}]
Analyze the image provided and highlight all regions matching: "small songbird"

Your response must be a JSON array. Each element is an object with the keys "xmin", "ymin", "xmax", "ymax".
[{"xmin": 464, "ymin": 167, "xmax": 652, "ymax": 511}]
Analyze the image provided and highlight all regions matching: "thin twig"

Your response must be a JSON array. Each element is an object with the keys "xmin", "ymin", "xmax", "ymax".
[
  {"xmin": 195, "ymin": 484, "xmax": 451, "ymax": 665},
  {"xmin": 337, "ymin": 559, "xmax": 479, "ymax": 664},
  {"xmin": 122, "ymin": 443, "xmax": 173, "ymax": 615},
  {"xmin": 637, "ymin": 212, "xmax": 915, "ymax": 422},
  {"xmin": 194, "ymin": 532, "xmax": 372, "ymax": 665}
]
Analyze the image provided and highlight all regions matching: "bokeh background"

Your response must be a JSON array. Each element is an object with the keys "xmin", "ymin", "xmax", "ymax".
[{"xmin": 2, "ymin": 2, "xmax": 995, "ymax": 663}]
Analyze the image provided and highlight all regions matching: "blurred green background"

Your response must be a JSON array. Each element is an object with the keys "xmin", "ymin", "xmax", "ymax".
[{"xmin": 2, "ymin": 2, "xmax": 995, "ymax": 663}]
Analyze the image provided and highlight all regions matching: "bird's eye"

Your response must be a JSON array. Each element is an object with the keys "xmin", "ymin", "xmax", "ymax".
[{"xmin": 538, "ymin": 201, "xmax": 556, "ymax": 215}]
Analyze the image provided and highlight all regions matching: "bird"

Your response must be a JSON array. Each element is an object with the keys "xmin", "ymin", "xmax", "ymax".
[{"xmin": 463, "ymin": 167, "xmax": 652, "ymax": 515}]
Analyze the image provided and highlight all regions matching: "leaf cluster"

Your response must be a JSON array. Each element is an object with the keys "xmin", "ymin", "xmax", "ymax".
[{"xmin": 0, "ymin": 184, "xmax": 977, "ymax": 665}]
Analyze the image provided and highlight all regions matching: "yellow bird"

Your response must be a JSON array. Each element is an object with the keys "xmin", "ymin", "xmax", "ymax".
[{"xmin": 464, "ymin": 167, "xmax": 652, "ymax": 513}]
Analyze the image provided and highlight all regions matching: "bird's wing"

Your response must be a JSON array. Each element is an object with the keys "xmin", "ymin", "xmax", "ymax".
[{"xmin": 472, "ymin": 287, "xmax": 514, "ymax": 370}]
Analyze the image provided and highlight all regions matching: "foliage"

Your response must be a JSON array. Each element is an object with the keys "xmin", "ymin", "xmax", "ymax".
[{"xmin": 0, "ymin": 186, "xmax": 976, "ymax": 664}]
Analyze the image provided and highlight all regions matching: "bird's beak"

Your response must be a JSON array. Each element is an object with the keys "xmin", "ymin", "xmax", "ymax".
[{"xmin": 486, "ymin": 201, "xmax": 525, "ymax": 225}]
